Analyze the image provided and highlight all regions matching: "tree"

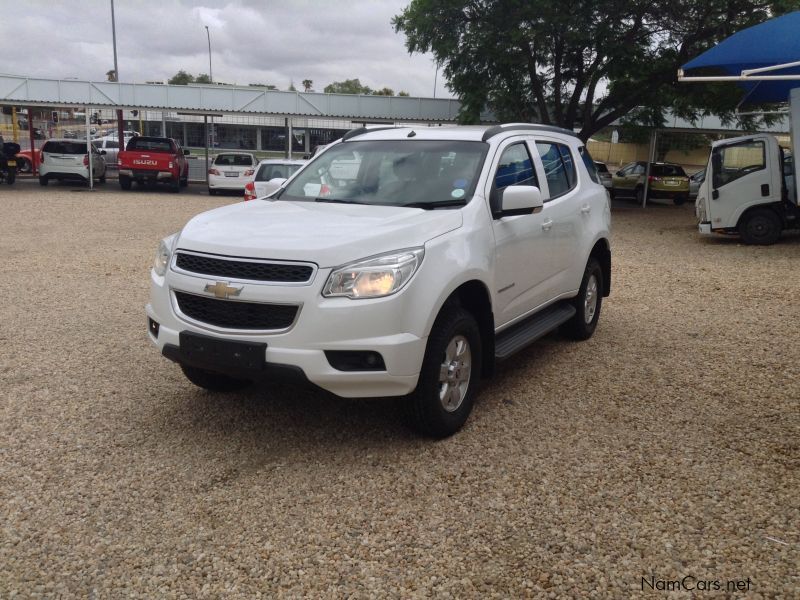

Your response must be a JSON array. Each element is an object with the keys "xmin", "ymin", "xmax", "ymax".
[
  {"xmin": 106, "ymin": 69, "xmax": 117, "ymax": 82},
  {"xmin": 249, "ymin": 83, "xmax": 278, "ymax": 89},
  {"xmin": 302, "ymin": 79, "xmax": 313, "ymax": 92},
  {"xmin": 394, "ymin": 0, "xmax": 794, "ymax": 140},
  {"xmin": 324, "ymin": 78, "xmax": 373, "ymax": 95},
  {"xmin": 398, "ymin": 90, "xmax": 410, "ymax": 96},
  {"xmin": 168, "ymin": 70, "xmax": 194, "ymax": 85},
  {"xmin": 373, "ymin": 87, "xmax": 395, "ymax": 96},
  {"xmin": 288, "ymin": 80, "xmax": 297, "ymax": 92},
  {"xmin": 195, "ymin": 73, "xmax": 212, "ymax": 84}
]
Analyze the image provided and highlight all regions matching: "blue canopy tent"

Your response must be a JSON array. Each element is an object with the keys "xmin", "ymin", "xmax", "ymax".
[{"xmin": 679, "ymin": 11, "xmax": 800, "ymax": 104}]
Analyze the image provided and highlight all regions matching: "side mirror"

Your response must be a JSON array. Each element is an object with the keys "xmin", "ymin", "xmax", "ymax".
[
  {"xmin": 615, "ymin": 170, "xmax": 623, "ymax": 177},
  {"xmin": 100, "ymin": 150, "xmax": 107, "ymax": 155},
  {"xmin": 183, "ymin": 149, "xmax": 190, "ymax": 155},
  {"xmin": 498, "ymin": 185, "xmax": 543, "ymax": 217}
]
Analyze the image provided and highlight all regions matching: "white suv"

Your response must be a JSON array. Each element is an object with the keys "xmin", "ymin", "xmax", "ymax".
[
  {"xmin": 146, "ymin": 124, "xmax": 611, "ymax": 437},
  {"xmin": 39, "ymin": 139, "xmax": 107, "ymax": 186}
]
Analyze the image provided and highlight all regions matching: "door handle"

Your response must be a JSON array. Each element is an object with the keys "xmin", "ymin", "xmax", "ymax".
[
  {"xmin": 542, "ymin": 219, "xmax": 553, "ymax": 231},
  {"xmin": 581, "ymin": 204, "xmax": 591, "ymax": 214}
]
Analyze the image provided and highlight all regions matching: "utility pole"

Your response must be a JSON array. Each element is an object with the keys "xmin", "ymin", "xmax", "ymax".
[
  {"xmin": 111, "ymin": 0, "xmax": 124, "ymax": 144},
  {"xmin": 205, "ymin": 25, "xmax": 214, "ymax": 150}
]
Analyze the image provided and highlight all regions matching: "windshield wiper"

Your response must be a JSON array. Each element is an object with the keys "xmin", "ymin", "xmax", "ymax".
[
  {"xmin": 399, "ymin": 199, "xmax": 467, "ymax": 210},
  {"xmin": 314, "ymin": 197, "xmax": 366, "ymax": 205}
]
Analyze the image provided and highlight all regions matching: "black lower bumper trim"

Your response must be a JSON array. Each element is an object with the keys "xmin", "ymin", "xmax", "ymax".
[{"xmin": 162, "ymin": 343, "xmax": 311, "ymax": 386}]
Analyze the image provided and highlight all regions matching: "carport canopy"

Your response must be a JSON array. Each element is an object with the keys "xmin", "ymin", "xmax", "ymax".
[{"xmin": 679, "ymin": 10, "xmax": 800, "ymax": 104}]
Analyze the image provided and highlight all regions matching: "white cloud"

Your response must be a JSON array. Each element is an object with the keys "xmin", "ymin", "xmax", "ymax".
[{"xmin": 0, "ymin": 0, "xmax": 451, "ymax": 97}]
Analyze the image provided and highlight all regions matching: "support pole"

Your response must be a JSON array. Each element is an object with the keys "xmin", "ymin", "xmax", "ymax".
[
  {"xmin": 161, "ymin": 112, "xmax": 167, "ymax": 137},
  {"xmin": 28, "ymin": 106, "xmax": 37, "ymax": 175},
  {"xmin": 204, "ymin": 114, "xmax": 209, "ymax": 187},
  {"xmin": 86, "ymin": 108, "xmax": 94, "ymax": 190},
  {"xmin": 11, "ymin": 107, "xmax": 18, "ymax": 143},
  {"xmin": 642, "ymin": 130, "xmax": 657, "ymax": 208},
  {"xmin": 286, "ymin": 117, "xmax": 293, "ymax": 159}
]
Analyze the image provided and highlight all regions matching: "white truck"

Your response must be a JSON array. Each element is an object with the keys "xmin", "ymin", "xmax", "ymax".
[
  {"xmin": 696, "ymin": 91, "xmax": 800, "ymax": 244},
  {"xmin": 146, "ymin": 124, "xmax": 611, "ymax": 437}
]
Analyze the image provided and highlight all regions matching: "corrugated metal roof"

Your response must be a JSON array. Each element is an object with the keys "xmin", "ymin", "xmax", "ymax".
[{"xmin": 0, "ymin": 74, "xmax": 498, "ymax": 122}]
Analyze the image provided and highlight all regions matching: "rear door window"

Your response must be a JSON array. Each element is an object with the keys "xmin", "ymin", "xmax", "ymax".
[
  {"xmin": 536, "ymin": 142, "xmax": 577, "ymax": 198},
  {"xmin": 256, "ymin": 164, "xmax": 301, "ymax": 181}
]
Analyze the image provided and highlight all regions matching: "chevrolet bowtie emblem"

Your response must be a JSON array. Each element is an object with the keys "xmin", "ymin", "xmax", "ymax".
[{"xmin": 204, "ymin": 281, "xmax": 243, "ymax": 299}]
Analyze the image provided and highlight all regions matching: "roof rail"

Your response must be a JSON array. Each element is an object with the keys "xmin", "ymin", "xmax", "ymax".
[
  {"xmin": 342, "ymin": 126, "xmax": 399, "ymax": 141},
  {"xmin": 481, "ymin": 123, "xmax": 579, "ymax": 142}
]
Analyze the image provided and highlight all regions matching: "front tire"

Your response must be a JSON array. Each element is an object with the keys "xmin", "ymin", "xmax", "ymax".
[
  {"xmin": 181, "ymin": 365, "xmax": 251, "ymax": 392},
  {"xmin": 739, "ymin": 208, "xmax": 781, "ymax": 245},
  {"xmin": 405, "ymin": 307, "xmax": 481, "ymax": 438},
  {"xmin": 563, "ymin": 257, "xmax": 603, "ymax": 341}
]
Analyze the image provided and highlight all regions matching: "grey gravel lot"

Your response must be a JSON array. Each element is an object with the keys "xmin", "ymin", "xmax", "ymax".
[{"xmin": 1, "ymin": 181, "xmax": 798, "ymax": 598}]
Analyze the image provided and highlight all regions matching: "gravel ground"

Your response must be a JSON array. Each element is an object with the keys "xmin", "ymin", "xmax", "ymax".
[{"xmin": 1, "ymin": 182, "xmax": 798, "ymax": 598}]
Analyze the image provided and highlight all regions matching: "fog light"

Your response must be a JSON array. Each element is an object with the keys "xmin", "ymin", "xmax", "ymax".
[
  {"xmin": 325, "ymin": 350, "xmax": 386, "ymax": 372},
  {"xmin": 148, "ymin": 318, "xmax": 160, "ymax": 338}
]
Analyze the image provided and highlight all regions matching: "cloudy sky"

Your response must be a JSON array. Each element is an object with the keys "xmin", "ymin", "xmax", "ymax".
[{"xmin": 0, "ymin": 0, "xmax": 451, "ymax": 98}]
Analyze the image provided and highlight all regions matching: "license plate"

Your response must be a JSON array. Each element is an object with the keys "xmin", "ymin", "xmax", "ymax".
[
  {"xmin": 179, "ymin": 331, "xmax": 265, "ymax": 370},
  {"xmin": 7, "ymin": 160, "xmax": 15, "ymax": 166},
  {"xmin": 224, "ymin": 171, "xmax": 239, "ymax": 177},
  {"xmin": 666, "ymin": 181, "xmax": 678, "ymax": 186}
]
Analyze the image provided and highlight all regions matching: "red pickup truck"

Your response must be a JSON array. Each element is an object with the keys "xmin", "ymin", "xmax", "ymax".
[{"xmin": 117, "ymin": 136, "xmax": 189, "ymax": 192}]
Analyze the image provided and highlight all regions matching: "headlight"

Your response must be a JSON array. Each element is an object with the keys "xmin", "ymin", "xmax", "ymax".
[
  {"xmin": 323, "ymin": 248, "xmax": 424, "ymax": 299},
  {"xmin": 153, "ymin": 234, "xmax": 177, "ymax": 276}
]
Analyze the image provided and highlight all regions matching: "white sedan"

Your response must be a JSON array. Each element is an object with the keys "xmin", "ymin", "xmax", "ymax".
[
  {"xmin": 208, "ymin": 152, "xmax": 257, "ymax": 195},
  {"xmin": 244, "ymin": 159, "xmax": 306, "ymax": 201}
]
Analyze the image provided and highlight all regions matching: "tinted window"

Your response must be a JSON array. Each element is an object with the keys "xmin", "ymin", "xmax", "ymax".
[
  {"xmin": 43, "ymin": 141, "xmax": 88, "ymax": 154},
  {"xmin": 715, "ymin": 141, "xmax": 766, "ymax": 187},
  {"xmin": 126, "ymin": 137, "xmax": 173, "ymax": 152},
  {"xmin": 215, "ymin": 154, "xmax": 254, "ymax": 167},
  {"xmin": 536, "ymin": 142, "xmax": 576, "ymax": 197},
  {"xmin": 594, "ymin": 162, "xmax": 609, "ymax": 174},
  {"xmin": 651, "ymin": 164, "xmax": 686, "ymax": 177},
  {"xmin": 632, "ymin": 163, "xmax": 646, "ymax": 175},
  {"xmin": 255, "ymin": 164, "xmax": 302, "ymax": 181},
  {"xmin": 494, "ymin": 143, "xmax": 537, "ymax": 190}
]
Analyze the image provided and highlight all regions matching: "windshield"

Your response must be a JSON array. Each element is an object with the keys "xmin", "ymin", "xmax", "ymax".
[
  {"xmin": 256, "ymin": 163, "xmax": 302, "ymax": 181},
  {"xmin": 651, "ymin": 164, "xmax": 686, "ymax": 177},
  {"xmin": 278, "ymin": 140, "xmax": 488, "ymax": 207}
]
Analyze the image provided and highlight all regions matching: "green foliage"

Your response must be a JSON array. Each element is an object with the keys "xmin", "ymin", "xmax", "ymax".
[
  {"xmin": 288, "ymin": 80, "xmax": 297, "ymax": 92},
  {"xmin": 167, "ymin": 70, "xmax": 194, "ymax": 85},
  {"xmin": 373, "ymin": 87, "xmax": 395, "ymax": 96},
  {"xmin": 302, "ymin": 79, "xmax": 313, "ymax": 92},
  {"xmin": 324, "ymin": 78, "xmax": 373, "ymax": 95},
  {"xmin": 394, "ymin": 0, "xmax": 800, "ymax": 139},
  {"xmin": 398, "ymin": 90, "xmax": 410, "ymax": 96},
  {"xmin": 194, "ymin": 73, "xmax": 212, "ymax": 84}
]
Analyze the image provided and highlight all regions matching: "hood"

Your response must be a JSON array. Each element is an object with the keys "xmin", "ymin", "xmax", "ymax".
[{"xmin": 176, "ymin": 200, "xmax": 463, "ymax": 267}]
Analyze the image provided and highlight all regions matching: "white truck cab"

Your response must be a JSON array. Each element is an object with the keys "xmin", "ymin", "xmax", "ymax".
[
  {"xmin": 146, "ymin": 124, "xmax": 612, "ymax": 437},
  {"xmin": 697, "ymin": 133, "xmax": 799, "ymax": 244}
]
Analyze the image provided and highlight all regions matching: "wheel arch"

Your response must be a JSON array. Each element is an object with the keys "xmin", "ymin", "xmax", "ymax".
[
  {"xmin": 735, "ymin": 202, "xmax": 786, "ymax": 230},
  {"xmin": 434, "ymin": 280, "xmax": 495, "ymax": 379},
  {"xmin": 589, "ymin": 238, "xmax": 611, "ymax": 297}
]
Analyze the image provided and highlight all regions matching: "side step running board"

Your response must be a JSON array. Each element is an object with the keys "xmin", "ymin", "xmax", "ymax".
[{"xmin": 494, "ymin": 302, "xmax": 576, "ymax": 360}]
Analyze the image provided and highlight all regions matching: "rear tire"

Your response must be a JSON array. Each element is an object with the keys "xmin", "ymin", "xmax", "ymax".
[
  {"xmin": 181, "ymin": 365, "xmax": 251, "ymax": 392},
  {"xmin": 170, "ymin": 176, "xmax": 180, "ymax": 193},
  {"xmin": 6, "ymin": 169, "xmax": 15, "ymax": 185},
  {"xmin": 99, "ymin": 173, "xmax": 106, "ymax": 184},
  {"xmin": 673, "ymin": 195, "xmax": 686, "ymax": 206},
  {"xmin": 635, "ymin": 186, "xmax": 644, "ymax": 205},
  {"xmin": 738, "ymin": 208, "xmax": 781, "ymax": 245},
  {"xmin": 563, "ymin": 257, "xmax": 603, "ymax": 341},
  {"xmin": 208, "ymin": 188, "xmax": 216, "ymax": 196},
  {"xmin": 16, "ymin": 157, "xmax": 31, "ymax": 173},
  {"xmin": 119, "ymin": 176, "xmax": 132, "ymax": 190},
  {"xmin": 405, "ymin": 306, "xmax": 481, "ymax": 438},
  {"xmin": 180, "ymin": 175, "xmax": 188, "ymax": 188},
  {"xmin": 38, "ymin": 175, "xmax": 48, "ymax": 186}
]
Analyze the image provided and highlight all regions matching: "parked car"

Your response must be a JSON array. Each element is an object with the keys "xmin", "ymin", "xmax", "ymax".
[
  {"xmin": 14, "ymin": 148, "xmax": 41, "ymax": 173},
  {"xmin": 117, "ymin": 136, "xmax": 189, "ymax": 192},
  {"xmin": 612, "ymin": 161, "xmax": 690, "ymax": 205},
  {"xmin": 243, "ymin": 159, "xmax": 306, "ymax": 200},
  {"xmin": 594, "ymin": 161, "xmax": 612, "ymax": 189},
  {"xmin": 208, "ymin": 152, "xmax": 257, "ymax": 195},
  {"xmin": 38, "ymin": 139, "xmax": 107, "ymax": 186},
  {"xmin": 0, "ymin": 135, "xmax": 19, "ymax": 185},
  {"xmin": 91, "ymin": 137, "xmax": 123, "ymax": 167},
  {"xmin": 146, "ymin": 123, "xmax": 612, "ymax": 437},
  {"xmin": 689, "ymin": 167, "xmax": 706, "ymax": 198}
]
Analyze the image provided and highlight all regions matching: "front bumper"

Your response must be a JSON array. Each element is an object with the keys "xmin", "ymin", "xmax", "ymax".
[
  {"xmin": 698, "ymin": 222, "xmax": 712, "ymax": 235},
  {"xmin": 146, "ymin": 264, "xmax": 426, "ymax": 398}
]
